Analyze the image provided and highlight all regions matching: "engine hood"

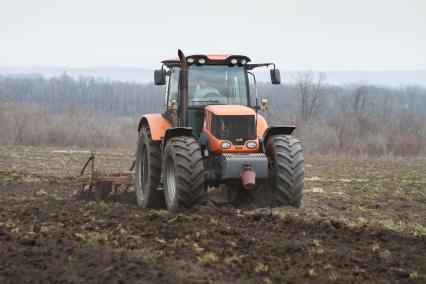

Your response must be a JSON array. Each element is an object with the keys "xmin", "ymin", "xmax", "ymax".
[{"xmin": 204, "ymin": 105, "xmax": 255, "ymax": 116}]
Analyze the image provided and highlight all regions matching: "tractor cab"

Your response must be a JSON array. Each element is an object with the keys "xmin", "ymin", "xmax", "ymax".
[{"xmin": 155, "ymin": 51, "xmax": 281, "ymax": 140}]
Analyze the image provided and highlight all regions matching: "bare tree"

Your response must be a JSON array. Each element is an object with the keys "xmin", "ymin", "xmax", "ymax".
[
  {"xmin": 351, "ymin": 82, "xmax": 369, "ymax": 113},
  {"xmin": 295, "ymin": 71, "xmax": 327, "ymax": 122},
  {"xmin": 10, "ymin": 104, "xmax": 34, "ymax": 145}
]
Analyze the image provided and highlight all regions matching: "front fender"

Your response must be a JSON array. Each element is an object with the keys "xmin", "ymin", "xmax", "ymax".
[
  {"xmin": 262, "ymin": 125, "xmax": 296, "ymax": 145},
  {"xmin": 163, "ymin": 127, "xmax": 196, "ymax": 144}
]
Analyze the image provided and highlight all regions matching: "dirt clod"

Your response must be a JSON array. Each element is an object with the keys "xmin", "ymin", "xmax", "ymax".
[{"xmin": 19, "ymin": 238, "xmax": 36, "ymax": 246}]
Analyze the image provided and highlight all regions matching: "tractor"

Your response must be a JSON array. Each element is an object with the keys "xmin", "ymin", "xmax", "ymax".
[{"xmin": 135, "ymin": 50, "xmax": 304, "ymax": 212}]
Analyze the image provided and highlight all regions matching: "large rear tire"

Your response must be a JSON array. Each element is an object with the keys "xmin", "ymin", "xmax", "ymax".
[
  {"xmin": 135, "ymin": 126, "xmax": 166, "ymax": 208},
  {"xmin": 163, "ymin": 136, "xmax": 205, "ymax": 212},
  {"xmin": 265, "ymin": 135, "xmax": 304, "ymax": 207}
]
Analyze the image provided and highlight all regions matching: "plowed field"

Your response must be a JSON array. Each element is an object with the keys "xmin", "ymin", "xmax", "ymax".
[{"xmin": 1, "ymin": 146, "xmax": 425, "ymax": 283}]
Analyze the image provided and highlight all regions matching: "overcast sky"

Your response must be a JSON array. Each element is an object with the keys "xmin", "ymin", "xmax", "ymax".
[{"xmin": 0, "ymin": 0, "xmax": 425, "ymax": 70}]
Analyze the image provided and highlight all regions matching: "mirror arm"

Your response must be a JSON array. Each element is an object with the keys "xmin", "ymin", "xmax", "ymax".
[{"xmin": 247, "ymin": 63, "xmax": 274, "ymax": 70}]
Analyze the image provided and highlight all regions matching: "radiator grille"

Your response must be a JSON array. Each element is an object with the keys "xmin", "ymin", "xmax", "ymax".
[{"xmin": 221, "ymin": 154, "xmax": 268, "ymax": 178}]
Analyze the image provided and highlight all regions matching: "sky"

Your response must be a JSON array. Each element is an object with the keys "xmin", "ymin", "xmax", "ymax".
[{"xmin": 0, "ymin": 0, "xmax": 425, "ymax": 71}]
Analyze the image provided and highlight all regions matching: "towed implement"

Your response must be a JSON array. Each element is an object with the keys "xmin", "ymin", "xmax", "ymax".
[{"xmin": 77, "ymin": 151, "xmax": 135, "ymax": 201}]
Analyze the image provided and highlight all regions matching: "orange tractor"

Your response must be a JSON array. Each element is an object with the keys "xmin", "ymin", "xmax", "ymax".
[{"xmin": 135, "ymin": 50, "xmax": 304, "ymax": 212}]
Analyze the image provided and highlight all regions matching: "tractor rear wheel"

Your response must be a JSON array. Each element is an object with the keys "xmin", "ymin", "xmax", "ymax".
[
  {"xmin": 135, "ymin": 126, "xmax": 166, "ymax": 208},
  {"xmin": 265, "ymin": 135, "xmax": 304, "ymax": 207},
  {"xmin": 163, "ymin": 136, "xmax": 205, "ymax": 212}
]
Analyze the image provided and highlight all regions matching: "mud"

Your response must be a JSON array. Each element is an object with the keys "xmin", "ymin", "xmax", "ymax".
[{"xmin": 0, "ymin": 152, "xmax": 425, "ymax": 283}]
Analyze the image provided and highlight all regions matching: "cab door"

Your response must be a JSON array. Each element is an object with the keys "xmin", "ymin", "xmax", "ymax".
[{"xmin": 164, "ymin": 67, "xmax": 180, "ymax": 127}]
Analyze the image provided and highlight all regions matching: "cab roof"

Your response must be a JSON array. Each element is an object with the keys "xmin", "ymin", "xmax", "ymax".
[{"xmin": 162, "ymin": 54, "xmax": 251, "ymax": 67}]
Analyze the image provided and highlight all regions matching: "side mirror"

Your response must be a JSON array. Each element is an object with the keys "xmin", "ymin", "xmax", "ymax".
[
  {"xmin": 270, "ymin": 69, "xmax": 281, "ymax": 85},
  {"xmin": 154, "ymin": 69, "xmax": 166, "ymax": 85}
]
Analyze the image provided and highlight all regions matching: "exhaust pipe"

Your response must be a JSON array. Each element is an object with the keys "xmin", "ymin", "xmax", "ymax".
[
  {"xmin": 241, "ymin": 167, "xmax": 256, "ymax": 190},
  {"xmin": 177, "ymin": 49, "xmax": 189, "ymax": 127}
]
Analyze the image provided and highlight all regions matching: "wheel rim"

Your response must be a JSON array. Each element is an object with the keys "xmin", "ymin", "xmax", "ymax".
[
  {"xmin": 166, "ymin": 156, "xmax": 176, "ymax": 201},
  {"xmin": 141, "ymin": 147, "xmax": 148, "ymax": 194}
]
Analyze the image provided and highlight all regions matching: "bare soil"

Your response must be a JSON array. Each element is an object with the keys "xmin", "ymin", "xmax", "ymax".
[{"xmin": 0, "ymin": 146, "xmax": 425, "ymax": 283}]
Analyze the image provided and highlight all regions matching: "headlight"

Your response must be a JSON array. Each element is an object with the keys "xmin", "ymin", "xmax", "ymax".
[
  {"xmin": 187, "ymin": 57, "xmax": 194, "ymax": 64},
  {"xmin": 246, "ymin": 141, "xmax": 257, "ymax": 149},
  {"xmin": 220, "ymin": 141, "xmax": 231, "ymax": 149},
  {"xmin": 198, "ymin": 58, "xmax": 206, "ymax": 64},
  {"xmin": 230, "ymin": 58, "xmax": 238, "ymax": 65}
]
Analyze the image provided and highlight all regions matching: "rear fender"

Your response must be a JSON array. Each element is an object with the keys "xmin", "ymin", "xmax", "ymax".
[{"xmin": 138, "ymin": 114, "xmax": 171, "ymax": 141}]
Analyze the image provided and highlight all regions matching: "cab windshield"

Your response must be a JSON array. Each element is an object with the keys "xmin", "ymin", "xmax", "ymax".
[{"xmin": 188, "ymin": 65, "xmax": 249, "ymax": 107}]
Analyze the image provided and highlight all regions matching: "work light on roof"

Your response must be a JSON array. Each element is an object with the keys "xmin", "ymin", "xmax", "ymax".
[
  {"xmin": 230, "ymin": 58, "xmax": 238, "ymax": 65},
  {"xmin": 198, "ymin": 58, "xmax": 206, "ymax": 64},
  {"xmin": 240, "ymin": 59, "xmax": 247, "ymax": 65},
  {"xmin": 187, "ymin": 57, "xmax": 195, "ymax": 64}
]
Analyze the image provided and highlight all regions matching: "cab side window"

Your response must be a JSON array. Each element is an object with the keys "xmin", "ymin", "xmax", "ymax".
[{"xmin": 168, "ymin": 67, "xmax": 180, "ymax": 103}]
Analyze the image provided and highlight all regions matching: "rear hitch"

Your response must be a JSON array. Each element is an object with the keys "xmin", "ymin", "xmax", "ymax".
[{"xmin": 241, "ymin": 166, "xmax": 256, "ymax": 190}]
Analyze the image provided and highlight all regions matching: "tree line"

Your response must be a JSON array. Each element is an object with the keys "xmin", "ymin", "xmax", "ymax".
[
  {"xmin": 1, "ymin": 72, "xmax": 425, "ymax": 156},
  {"xmin": 0, "ymin": 73, "xmax": 164, "ymax": 116}
]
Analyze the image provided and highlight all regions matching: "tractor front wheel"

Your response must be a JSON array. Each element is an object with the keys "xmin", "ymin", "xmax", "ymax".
[
  {"xmin": 265, "ymin": 135, "xmax": 304, "ymax": 207},
  {"xmin": 163, "ymin": 136, "xmax": 205, "ymax": 212}
]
